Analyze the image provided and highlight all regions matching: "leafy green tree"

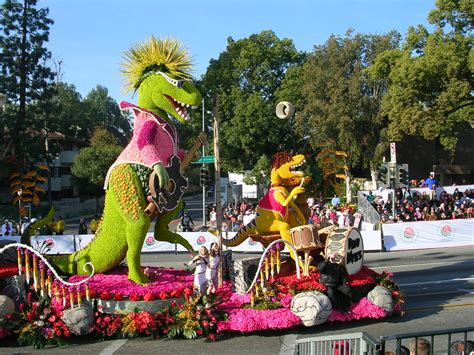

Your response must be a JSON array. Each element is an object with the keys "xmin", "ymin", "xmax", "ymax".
[
  {"xmin": 200, "ymin": 30, "xmax": 304, "ymax": 171},
  {"xmin": 83, "ymin": 85, "xmax": 132, "ymax": 139},
  {"xmin": 368, "ymin": 0, "xmax": 473, "ymax": 154},
  {"xmin": 50, "ymin": 82, "xmax": 85, "ymax": 138},
  {"xmin": 71, "ymin": 128, "xmax": 122, "ymax": 195},
  {"xmin": 243, "ymin": 154, "xmax": 271, "ymax": 185},
  {"xmin": 295, "ymin": 30, "xmax": 401, "ymax": 178},
  {"xmin": 0, "ymin": 0, "xmax": 56, "ymax": 166}
]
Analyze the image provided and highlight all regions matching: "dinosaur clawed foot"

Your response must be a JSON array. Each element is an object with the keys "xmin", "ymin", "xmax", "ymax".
[{"xmin": 128, "ymin": 271, "xmax": 150, "ymax": 285}]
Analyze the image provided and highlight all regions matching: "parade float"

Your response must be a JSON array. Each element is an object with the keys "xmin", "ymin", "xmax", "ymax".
[{"xmin": 0, "ymin": 37, "xmax": 403, "ymax": 348}]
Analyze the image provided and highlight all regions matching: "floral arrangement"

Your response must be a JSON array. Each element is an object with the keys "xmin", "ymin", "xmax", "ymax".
[
  {"xmin": 0, "ymin": 263, "xmax": 403, "ymax": 347},
  {"xmin": 375, "ymin": 270, "xmax": 405, "ymax": 309},
  {"xmin": 93, "ymin": 292, "xmax": 225, "ymax": 341},
  {"xmin": 15, "ymin": 293, "xmax": 70, "ymax": 349},
  {"xmin": 69, "ymin": 266, "xmax": 193, "ymax": 300}
]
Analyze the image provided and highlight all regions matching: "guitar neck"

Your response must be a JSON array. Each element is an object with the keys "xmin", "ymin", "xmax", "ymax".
[{"xmin": 180, "ymin": 143, "xmax": 202, "ymax": 173}]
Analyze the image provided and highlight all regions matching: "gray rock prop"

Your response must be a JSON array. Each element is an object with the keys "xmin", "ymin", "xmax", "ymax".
[
  {"xmin": 0, "ymin": 295, "xmax": 15, "ymax": 318},
  {"xmin": 0, "ymin": 240, "xmax": 17, "ymax": 264},
  {"xmin": 231, "ymin": 257, "xmax": 260, "ymax": 294},
  {"xmin": 290, "ymin": 291, "xmax": 332, "ymax": 326},
  {"xmin": 367, "ymin": 285, "xmax": 394, "ymax": 314},
  {"xmin": 3, "ymin": 274, "xmax": 27, "ymax": 304},
  {"xmin": 61, "ymin": 304, "xmax": 95, "ymax": 335}
]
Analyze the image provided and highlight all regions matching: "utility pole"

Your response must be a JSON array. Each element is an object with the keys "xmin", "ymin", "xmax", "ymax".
[
  {"xmin": 201, "ymin": 98, "xmax": 206, "ymax": 227},
  {"xmin": 212, "ymin": 95, "xmax": 223, "ymax": 288}
]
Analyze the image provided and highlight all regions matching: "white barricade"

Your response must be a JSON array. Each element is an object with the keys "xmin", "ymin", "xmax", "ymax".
[
  {"xmin": 141, "ymin": 232, "xmax": 264, "ymax": 253},
  {"xmin": 30, "ymin": 235, "xmax": 76, "ymax": 254},
  {"xmin": 382, "ymin": 219, "xmax": 474, "ymax": 251},
  {"xmin": 361, "ymin": 230, "xmax": 383, "ymax": 251}
]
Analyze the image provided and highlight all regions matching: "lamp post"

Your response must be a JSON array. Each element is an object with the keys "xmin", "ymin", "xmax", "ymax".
[{"xmin": 202, "ymin": 98, "xmax": 206, "ymax": 227}]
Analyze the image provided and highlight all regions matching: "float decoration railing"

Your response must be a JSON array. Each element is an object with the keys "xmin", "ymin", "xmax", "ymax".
[{"xmin": 245, "ymin": 239, "xmax": 301, "ymax": 294}]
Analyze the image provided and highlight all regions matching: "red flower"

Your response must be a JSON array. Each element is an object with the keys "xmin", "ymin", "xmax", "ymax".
[
  {"xmin": 196, "ymin": 329, "xmax": 203, "ymax": 336},
  {"xmin": 201, "ymin": 320, "xmax": 209, "ymax": 328},
  {"xmin": 56, "ymin": 330, "xmax": 62, "ymax": 337},
  {"xmin": 207, "ymin": 333, "xmax": 216, "ymax": 341},
  {"xmin": 143, "ymin": 293, "xmax": 155, "ymax": 302},
  {"xmin": 64, "ymin": 329, "xmax": 70, "ymax": 337},
  {"xmin": 100, "ymin": 291, "xmax": 111, "ymax": 300},
  {"xmin": 129, "ymin": 293, "xmax": 141, "ymax": 301},
  {"xmin": 184, "ymin": 288, "xmax": 193, "ymax": 300},
  {"xmin": 114, "ymin": 293, "xmax": 124, "ymax": 301},
  {"xmin": 90, "ymin": 290, "xmax": 98, "ymax": 298},
  {"xmin": 48, "ymin": 315, "xmax": 56, "ymax": 323},
  {"xmin": 170, "ymin": 289, "xmax": 182, "ymax": 298},
  {"xmin": 159, "ymin": 292, "xmax": 168, "ymax": 300},
  {"xmin": 170, "ymin": 300, "xmax": 177, "ymax": 307}
]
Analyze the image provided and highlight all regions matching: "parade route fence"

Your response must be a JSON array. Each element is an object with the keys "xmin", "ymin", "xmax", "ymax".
[
  {"xmin": 2, "ymin": 229, "xmax": 385, "ymax": 254},
  {"xmin": 294, "ymin": 332, "xmax": 382, "ymax": 355},
  {"xmin": 1, "ymin": 219, "xmax": 472, "ymax": 254}
]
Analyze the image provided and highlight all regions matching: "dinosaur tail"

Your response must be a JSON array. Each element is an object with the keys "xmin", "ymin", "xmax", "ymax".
[{"xmin": 222, "ymin": 217, "xmax": 259, "ymax": 247}]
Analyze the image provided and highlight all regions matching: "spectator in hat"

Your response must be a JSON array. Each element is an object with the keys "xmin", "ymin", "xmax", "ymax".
[{"xmin": 421, "ymin": 172, "xmax": 438, "ymax": 190}]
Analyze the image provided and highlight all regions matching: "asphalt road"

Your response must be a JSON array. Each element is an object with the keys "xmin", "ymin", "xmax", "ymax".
[{"xmin": 1, "ymin": 246, "xmax": 473, "ymax": 354}]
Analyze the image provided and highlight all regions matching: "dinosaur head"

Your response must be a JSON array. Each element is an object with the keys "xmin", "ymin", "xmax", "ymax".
[
  {"xmin": 121, "ymin": 36, "xmax": 201, "ymax": 124},
  {"xmin": 270, "ymin": 152, "xmax": 306, "ymax": 185}
]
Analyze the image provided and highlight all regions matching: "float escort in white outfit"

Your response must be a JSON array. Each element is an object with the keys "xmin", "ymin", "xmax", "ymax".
[
  {"xmin": 206, "ymin": 253, "xmax": 220, "ymax": 291},
  {"xmin": 194, "ymin": 257, "xmax": 208, "ymax": 295}
]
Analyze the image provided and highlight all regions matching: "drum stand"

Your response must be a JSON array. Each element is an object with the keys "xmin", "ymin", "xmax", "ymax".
[{"xmin": 298, "ymin": 248, "xmax": 314, "ymax": 277}]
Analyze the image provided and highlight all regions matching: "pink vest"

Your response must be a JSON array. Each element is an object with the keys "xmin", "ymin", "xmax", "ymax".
[
  {"xmin": 258, "ymin": 187, "xmax": 288, "ymax": 218},
  {"xmin": 104, "ymin": 102, "xmax": 185, "ymax": 188}
]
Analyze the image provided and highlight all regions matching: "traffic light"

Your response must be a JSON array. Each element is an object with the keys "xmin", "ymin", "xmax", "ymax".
[
  {"xmin": 397, "ymin": 164, "xmax": 409, "ymax": 187},
  {"xmin": 377, "ymin": 163, "xmax": 389, "ymax": 187},
  {"xmin": 200, "ymin": 166, "xmax": 210, "ymax": 188}
]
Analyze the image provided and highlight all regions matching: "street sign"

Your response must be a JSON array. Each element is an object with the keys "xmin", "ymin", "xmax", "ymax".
[{"xmin": 192, "ymin": 155, "xmax": 215, "ymax": 164}]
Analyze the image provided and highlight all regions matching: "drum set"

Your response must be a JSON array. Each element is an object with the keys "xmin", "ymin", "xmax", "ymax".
[{"xmin": 289, "ymin": 224, "xmax": 363, "ymax": 276}]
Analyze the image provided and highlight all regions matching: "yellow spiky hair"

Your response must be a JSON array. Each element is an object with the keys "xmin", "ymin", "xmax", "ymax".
[{"xmin": 121, "ymin": 36, "xmax": 193, "ymax": 93}]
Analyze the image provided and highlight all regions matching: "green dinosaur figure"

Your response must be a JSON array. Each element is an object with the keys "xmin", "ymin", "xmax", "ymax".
[{"xmin": 50, "ymin": 37, "xmax": 205, "ymax": 284}]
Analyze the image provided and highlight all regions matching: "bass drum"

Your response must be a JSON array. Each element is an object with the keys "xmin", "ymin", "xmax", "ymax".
[{"xmin": 324, "ymin": 227, "xmax": 364, "ymax": 275}]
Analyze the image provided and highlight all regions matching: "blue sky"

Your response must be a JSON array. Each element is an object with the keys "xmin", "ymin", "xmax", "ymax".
[{"xmin": 41, "ymin": 0, "xmax": 435, "ymax": 103}]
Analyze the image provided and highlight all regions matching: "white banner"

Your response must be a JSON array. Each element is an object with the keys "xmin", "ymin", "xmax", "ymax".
[
  {"xmin": 361, "ymin": 230, "xmax": 382, "ymax": 251},
  {"xmin": 141, "ymin": 232, "xmax": 264, "ymax": 253},
  {"xmin": 383, "ymin": 219, "xmax": 474, "ymax": 251},
  {"xmin": 30, "ymin": 235, "xmax": 76, "ymax": 254}
]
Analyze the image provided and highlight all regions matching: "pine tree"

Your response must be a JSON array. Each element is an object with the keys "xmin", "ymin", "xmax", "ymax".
[{"xmin": 0, "ymin": 0, "xmax": 56, "ymax": 166}]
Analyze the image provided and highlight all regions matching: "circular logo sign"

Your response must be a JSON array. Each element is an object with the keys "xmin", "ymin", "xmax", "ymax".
[
  {"xmin": 145, "ymin": 235, "xmax": 155, "ymax": 246},
  {"xmin": 248, "ymin": 238, "xmax": 257, "ymax": 246},
  {"xmin": 44, "ymin": 238, "xmax": 55, "ymax": 249},
  {"xmin": 402, "ymin": 226, "xmax": 417, "ymax": 242},
  {"xmin": 196, "ymin": 235, "xmax": 207, "ymax": 246},
  {"xmin": 439, "ymin": 223, "xmax": 454, "ymax": 238}
]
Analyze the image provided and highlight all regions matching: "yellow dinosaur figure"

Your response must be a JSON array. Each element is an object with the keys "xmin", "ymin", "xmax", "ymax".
[{"xmin": 222, "ymin": 152, "xmax": 308, "ymax": 264}]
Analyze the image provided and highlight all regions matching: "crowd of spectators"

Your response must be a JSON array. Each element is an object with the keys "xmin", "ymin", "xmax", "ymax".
[
  {"xmin": 307, "ymin": 196, "xmax": 358, "ymax": 228},
  {"xmin": 367, "ymin": 186, "xmax": 473, "ymax": 223},
  {"xmin": 217, "ymin": 199, "xmax": 258, "ymax": 232}
]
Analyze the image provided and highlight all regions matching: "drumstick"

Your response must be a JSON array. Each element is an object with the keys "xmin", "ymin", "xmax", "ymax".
[{"xmin": 299, "ymin": 177, "xmax": 305, "ymax": 187}]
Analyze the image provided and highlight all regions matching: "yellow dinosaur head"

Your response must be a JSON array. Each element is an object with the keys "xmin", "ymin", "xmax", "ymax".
[{"xmin": 271, "ymin": 152, "xmax": 306, "ymax": 184}]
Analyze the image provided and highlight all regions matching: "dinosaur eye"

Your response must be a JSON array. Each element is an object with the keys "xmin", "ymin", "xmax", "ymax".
[{"xmin": 157, "ymin": 71, "xmax": 186, "ymax": 88}]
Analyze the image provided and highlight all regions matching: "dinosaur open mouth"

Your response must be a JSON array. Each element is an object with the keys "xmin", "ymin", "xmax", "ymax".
[
  {"xmin": 289, "ymin": 159, "xmax": 306, "ymax": 174},
  {"xmin": 165, "ymin": 95, "xmax": 197, "ymax": 122}
]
